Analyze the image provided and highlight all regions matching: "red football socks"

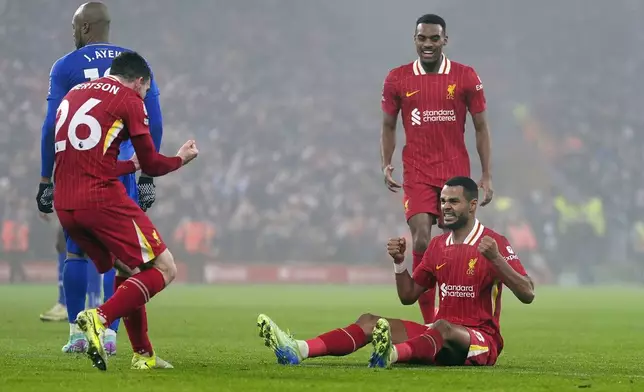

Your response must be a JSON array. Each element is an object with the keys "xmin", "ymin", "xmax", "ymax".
[
  {"xmin": 395, "ymin": 328, "xmax": 444, "ymax": 364},
  {"xmin": 114, "ymin": 276, "xmax": 153, "ymax": 355},
  {"xmin": 98, "ymin": 268, "xmax": 165, "ymax": 325},
  {"xmin": 306, "ymin": 324, "xmax": 367, "ymax": 357},
  {"xmin": 413, "ymin": 251, "xmax": 436, "ymax": 323}
]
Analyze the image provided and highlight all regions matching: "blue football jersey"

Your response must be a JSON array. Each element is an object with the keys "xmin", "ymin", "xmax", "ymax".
[{"xmin": 41, "ymin": 43, "xmax": 163, "ymax": 178}]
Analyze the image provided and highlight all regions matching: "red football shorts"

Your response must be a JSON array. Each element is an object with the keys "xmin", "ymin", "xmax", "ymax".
[
  {"xmin": 402, "ymin": 321, "xmax": 499, "ymax": 366},
  {"xmin": 402, "ymin": 182, "xmax": 443, "ymax": 224},
  {"xmin": 56, "ymin": 200, "xmax": 167, "ymax": 273}
]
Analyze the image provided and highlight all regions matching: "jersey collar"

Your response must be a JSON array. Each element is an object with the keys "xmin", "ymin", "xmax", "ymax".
[
  {"xmin": 413, "ymin": 55, "xmax": 451, "ymax": 76},
  {"xmin": 445, "ymin": 219, "xmax": 484, "ymax": 246}
]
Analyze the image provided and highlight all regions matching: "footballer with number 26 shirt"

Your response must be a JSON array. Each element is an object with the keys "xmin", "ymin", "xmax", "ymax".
[
  {"xmin": 53, "ymin": 51, "xmax": 198, "ymax": 371},
  {"xmin": 380, "ymin": 14, "xmax": 494, "ymax": 325}
]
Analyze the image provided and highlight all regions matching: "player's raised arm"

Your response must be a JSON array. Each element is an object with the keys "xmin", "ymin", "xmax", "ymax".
[
  {"xmin": 380, "ymin": 70, "xmax": 401, "ymax": 192},
  {"xmin": 387, "ymin": 237, "xmax": 430, "ymax": 304},
  {"xmin": 110, "ymin": 52, "xmax": 198, "ymax": 177},
  {"xmin": 478, "ymin": 236, "xmax": 535, "ymax": 304},
  {"xmin": 465, "ymin": 67, "xmax": 493, "ymax": 206},
  {"xmin": 124, "ymin": 97, "xmax": 197, "ymax": 177}
]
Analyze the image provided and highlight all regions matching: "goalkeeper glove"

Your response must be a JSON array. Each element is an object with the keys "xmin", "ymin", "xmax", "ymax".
[
  {"xmin": 137, "ymin": 176, "xmax": 156, "ymax": 212},
  {"xmin": 36, "ymin": 182, "xmax": 54, "ymax": 213}
]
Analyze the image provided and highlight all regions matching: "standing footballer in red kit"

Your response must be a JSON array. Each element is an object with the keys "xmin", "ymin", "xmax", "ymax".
[
  {"xmin": 52, "ymin": 51, "xmax": 198, "ymax": 371},
  {"xmin": 256, "ymin": 177, "xmax": 533, "ymax": 368},
  {"xmin": 380, "ymin": 14, "xmax": 494, "ymax": 325}
]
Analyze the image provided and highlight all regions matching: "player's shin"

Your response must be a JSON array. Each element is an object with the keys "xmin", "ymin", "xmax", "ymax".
[
  {"xmin": 302, "ymin": 324, "xmax": 367, "ymax": 358},
  {"xmin": 97, "ymin": 268, "xmax": 165, "ymax": 326},
  {"xmin": 124, "ymin": 306, "xmax": 152, "ymax": 355},
  {"xmin": 86, "ymin": 260, "xmax": 102, "ymax": 308},
  {"xmin": 103, "ymin": 268, "xmax": 116, "ymax": 302},
  {"xmin": 57, "ymin": 253, "xmax": 66, "ymax": 305},
  {"xmin": 103, "ymin": 268, "xmax": 120, "ymax": 332},
  {"xmin": 115, "ymin": 275, "xmax": 153, "ymax": 356},
  {"xmin": 63, "ymin": 258, "xmax": 88, "ymax": 324},
  {"xmin": 393, "ymin": 329, "xmax": 444, "ymax": 364}
]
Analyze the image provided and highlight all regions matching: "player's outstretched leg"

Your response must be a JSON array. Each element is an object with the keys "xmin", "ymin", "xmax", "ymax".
[
  {"xmin": 62, "ymin": 257, "xmax": 89, "ymax": 353},
  {"xmin": 370, "ymin": 319, "xmax": 481, "ymax": 368},
  {"xmin": 40, "ymin": 252, "xmax": 68, "ymax": 322},
  {"xmin": 258, "ymin": 313, "xmax": 414, "ymax": 365},
  {"xmin": 101, "ymin": 268, "xmax": 118, "ymax": 356}
]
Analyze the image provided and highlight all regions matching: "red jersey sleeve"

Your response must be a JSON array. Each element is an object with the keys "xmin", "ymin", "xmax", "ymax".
[
  {"xmin": 120, "ymin": 96, "xmax": 150, "ymax": 138},
  {"xmin": 114, "ymin": 160, "xmax": 136, "ymax": 176},
  {"xmin": 463, "ymin": 66, "xmax": 486, "ymax": 115},
  {"xmin": 381, "ymin": 69, "xmax": 401, "ymax": 116},
  {"xmin": 118, "ymin": 93, "xmax": 182, "ymax": 177},
  {"xmin": 412, "ymin": 237, "xmax": 439, "ymax": 288},
  {"xmin": 496, "ymin": 235, "xmax": 528, "ymax": 276}
]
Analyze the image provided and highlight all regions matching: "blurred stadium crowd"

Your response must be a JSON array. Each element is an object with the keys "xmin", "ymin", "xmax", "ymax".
[{"xmin": 0, "ymin": 0, "xmax": 642, "ymax": 284}]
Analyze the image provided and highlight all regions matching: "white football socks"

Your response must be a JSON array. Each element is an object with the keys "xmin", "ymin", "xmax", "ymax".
[{"xmin": 296, "ymin": 340, "xmax": 309, "ymax": 359}]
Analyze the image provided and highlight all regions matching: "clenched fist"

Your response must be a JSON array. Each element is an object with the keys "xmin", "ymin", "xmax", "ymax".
[
  {"xmin": 477, "ymin": 236, "xmax": 500, "ymax": 260},
  {"xmin": 177, "ymin": 140, "xmax": 199, "ymax": 165},
  {"xmin": 387, "ymin": 237, "xmax": 406, "ymax": 264}
]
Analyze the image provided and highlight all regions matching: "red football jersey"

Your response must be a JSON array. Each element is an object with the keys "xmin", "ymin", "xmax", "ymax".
[
  {"xmin": 412, "ymin": 219, "xmax": 527, "ymax": 349},
  {"xmin": 53, "ymin": 76, "xmax": 149, "ymax": 210},
  {"xmin": 381, "ymin": 56, "xmax": 486, "ymax": 187}
]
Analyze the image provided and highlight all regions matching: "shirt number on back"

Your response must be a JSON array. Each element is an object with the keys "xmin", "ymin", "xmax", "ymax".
[
  {"xmin": 54, "ymin": 98, "xmax": 103, "ymax": 152},
  {"xmin": 84, "ymin": 67, "xmax": 111, "ymax": 81},
  {"xmin": 472, "ymin": 330, "xmax": 485, "ymax": 343}
]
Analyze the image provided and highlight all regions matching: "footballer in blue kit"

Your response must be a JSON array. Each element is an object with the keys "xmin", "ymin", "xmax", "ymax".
[{"xmin": 37, "ymin": 2, "xmax": 163, "ymax": 356}]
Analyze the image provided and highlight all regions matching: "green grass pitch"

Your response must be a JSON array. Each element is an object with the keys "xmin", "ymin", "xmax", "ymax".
[{"xmin": 0, "ymin": 285, "xmax": 642, "ymax": 391}]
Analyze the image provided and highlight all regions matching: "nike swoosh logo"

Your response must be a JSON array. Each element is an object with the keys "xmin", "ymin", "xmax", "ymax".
[
  {"xmin": 406, "ymin": 90, "xmax": 420, "ymax": 97},
  {"xmin": 436, "ymin": 263, "xmax": 447, "ymax": 270}
]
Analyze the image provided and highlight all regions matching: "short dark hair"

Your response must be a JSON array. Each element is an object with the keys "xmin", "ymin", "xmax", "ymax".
[
  {"xmin": 444, "ymin": 176, "xmax": 478, "ymax": 201},
  {"xmin": 111, "ymin": 52, "xmax": 151, "ymax": 82},
  {"xmin": 416, "ymin": 14, "xmax": 447, "ymax": 34}
]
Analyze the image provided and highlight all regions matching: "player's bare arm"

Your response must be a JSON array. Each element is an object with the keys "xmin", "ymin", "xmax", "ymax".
[
  {"xmin": 472, "ymin": 111, "xmax": 493, "ymax": 206},
  {"xmin": 478, "ymin": 236, "xmax": 535, "ymax": 304},
  {"xmin": 381, "ymin": 112, "xmax": 400, "ymax": 192},
  {"xmin": 387, "ymin": 237, "xmax": 427, "ymax": 304}
]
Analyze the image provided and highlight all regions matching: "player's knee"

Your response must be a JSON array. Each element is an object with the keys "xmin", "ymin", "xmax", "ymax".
[
  {"xmin": 431, "ymin": 319, "xmax": 454, "ymax": 340},
  {"xmin": 409, "ymin": 217, "xmax": 432, "ymax": 253},
  {"xmin": 152, "ymin": 249, "xmax": 177, "ymax": 285},
  {"xmin": 411, "ymin": 231, "xmax": 430, "ymax": 253},
  {"xmin": 355, "ymin": 313, "xmax": 380, "ymax": 335}
]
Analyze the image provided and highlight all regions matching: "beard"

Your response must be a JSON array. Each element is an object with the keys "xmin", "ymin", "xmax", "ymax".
[{"xmin": 443, "ymin": 213, "xmax": 469, "ymax": 230}]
